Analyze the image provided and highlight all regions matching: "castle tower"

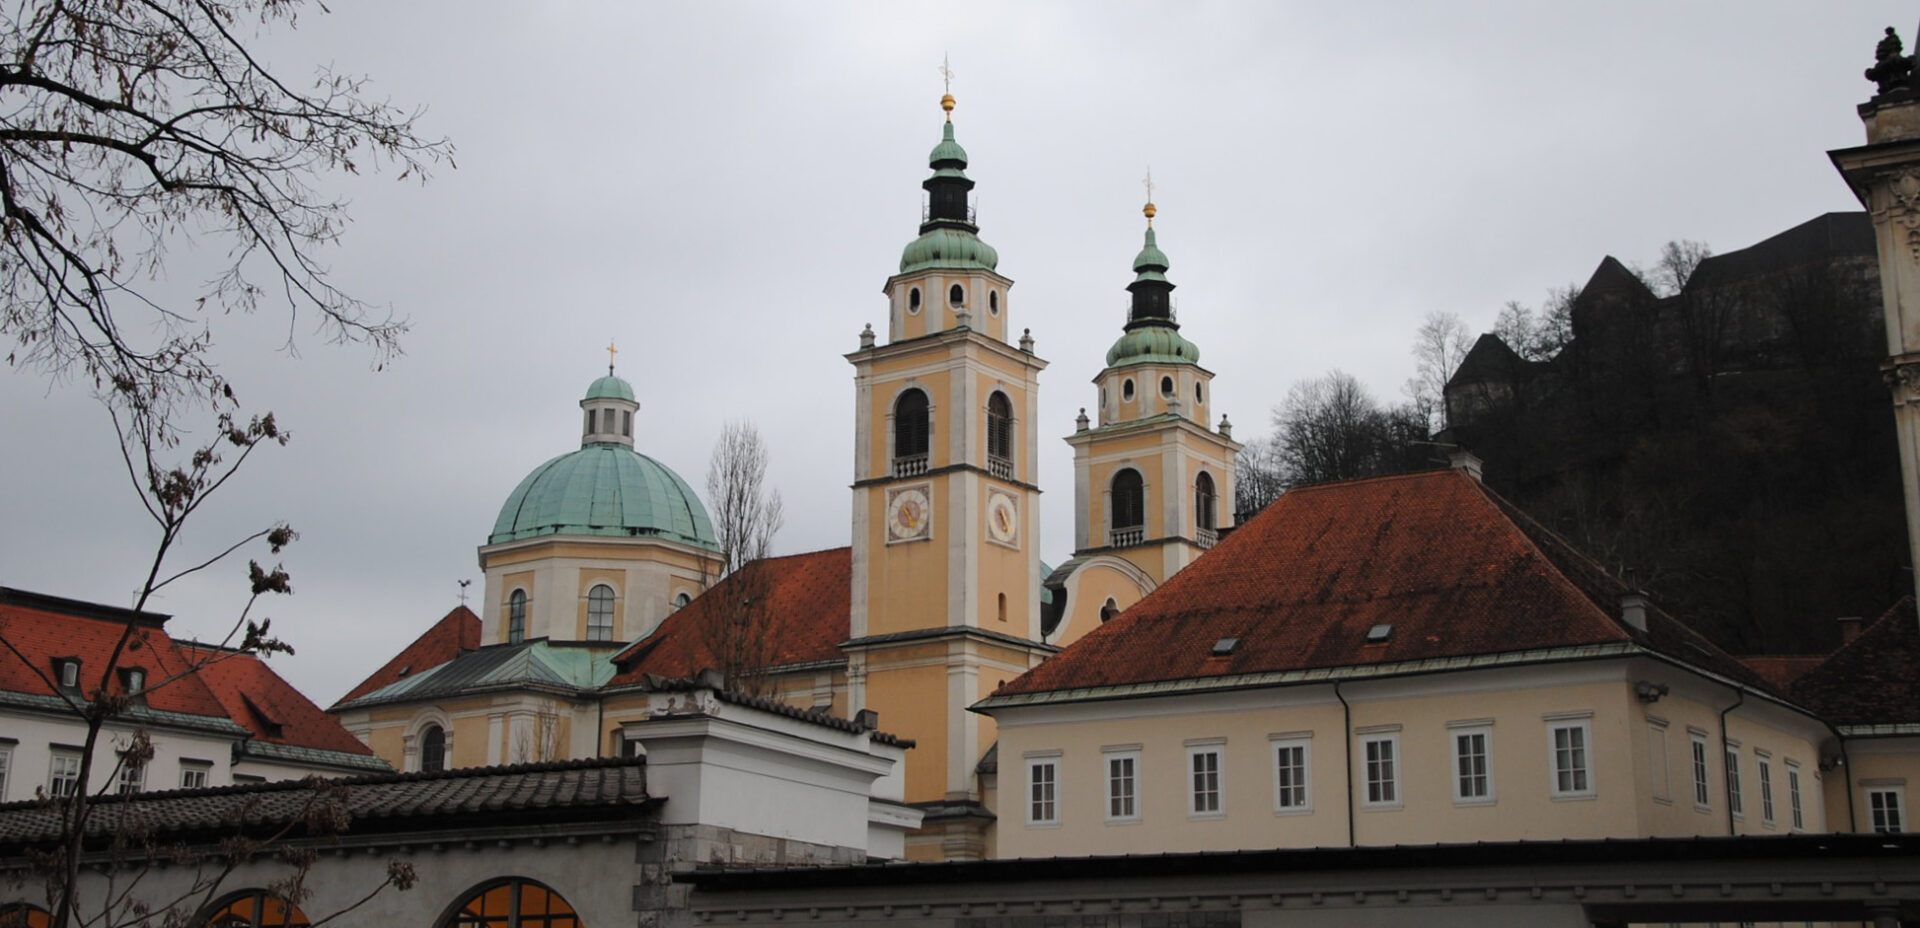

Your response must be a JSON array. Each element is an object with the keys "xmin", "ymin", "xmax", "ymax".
[
  {"xmin": 1833, "ymin": 28, "xmax": 1920, "ymax": 612},
  {"xmin": 1061, "ymin": 198, "xmax": 1240, "ymax": 625},
  {"xmin": 844, "ymin": 90, "xmax": 1051, "ymax": 860}
]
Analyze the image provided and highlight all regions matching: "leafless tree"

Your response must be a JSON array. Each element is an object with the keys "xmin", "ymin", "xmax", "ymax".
[
  {"xmin": 1274, "ymin": 370, "xmax": 1421, "ymax": 487},
  {"xmin": 510, "ymin": 704, "xmax": 567, "ymax": 764},
  {"xmin": 1232, "ymin": 435, "xmax": 1287, "ymax": 520},
  {"xmin": 1649, "ymin": 239, "xmax": 1713, "ymax": 298},
  {"xmin": 0, "ymin": 0, "xmax": 452, "ymax": 428},
  {"xmin": 701, "ymin": 421, "xmax": 786, "ymax": 696},
  {"xmin": 1404, "ymin": 311, "xmax": 1474, "ymax": 433}
]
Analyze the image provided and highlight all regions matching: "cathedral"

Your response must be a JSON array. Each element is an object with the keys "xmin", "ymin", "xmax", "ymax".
[{"xmin": 329, "ymin": 90, "xmax": 1241, "ymax": 861}]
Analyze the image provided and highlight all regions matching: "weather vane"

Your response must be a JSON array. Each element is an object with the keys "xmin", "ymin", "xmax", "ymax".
[
  {"xmin": 606, "ymin": 340, "xmax": 618, "ymax": 375},
  {"xmin": 939, "ymin": 54, "xmax": 956, "ymax": 120},
  {"xmin": 1143, "ymin": 167, "xmax": 1157, "ymax": 226},
  {"xmin": 457, "ymin": 579, "xmax": 472, "ymax": 605}
]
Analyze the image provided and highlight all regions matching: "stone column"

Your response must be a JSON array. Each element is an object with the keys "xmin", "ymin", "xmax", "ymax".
[{"xmin": 1832, "ymin": 31, "xmax": 1920, "ymax": 611}]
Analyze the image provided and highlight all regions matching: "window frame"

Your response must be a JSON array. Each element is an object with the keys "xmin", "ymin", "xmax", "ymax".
[
  {"xmin": 420, "ymin": 723, "xmax": 448, "ymax": 774},
  {"xmin": 1450, "ymin": 722, "xmax": 1495, "ymax": 805},
  {"xmin": 585, "ymin": 583, "xmax": 616, "ymax": 641},
  {"xmin": 892, "ymin": 387, "xmax": 931, "ymax": 462},
  {"xmin": 114, "ymin": 751, "xmax": 144, "ymax": 795},
  {"xmin": 985, "ymin": 391, "xmax": 1014, "ymax": 470},
  {"xmin": 1110, "ymin": 468, "xmax": 1145, "ymax": 532},
  {"xmin": 1186, "ymin": 741, "xmax": 1224, "ymax": 819},
  {"xmin": 1546, "ymin": 716, "xmax": 1595, "ymax": 800},
  {"xmin": 1647, "ymin": 718, "xmax": 1672, "ymax": 803},
  {"xmin": 1756, "ymin": 751, "xmax": 1775, "ymax": 828},
  {"xmin": 180, "ymin": 759, "xmax": 212, "ymax": 790},
  {"xmin": 0, "ymin": 742, "xmax": 10, "ymax": 802},
  {"xmin": 1725, "ymin": 742, "xmax": 1744, "ymax": 819},
  {"xmin": 507, "ymin": 589, "xmax": 528, "ymax": 645},
  {"xmin": 1025, "ymin": 754, "xmax": 1060, "ymax": 827},
  {"xmin": 1786, "ymin": 760, "xmax": 1805, "ymax": 831},
  {"xmin": 1870, "ymin": 785, "xmax": 1906, "ymax": 834},
  {"xmin": 1103, "ymin": 748, "xmax": 1141, "ymax": 824},
  {"xmin": 1193, "ymin": 471, "xmax": 1217, "ymax": 532},
  {"xmin": 1359, "ymin": 731, "xmax": 1401, "ymax": 810},
  {"xmin": 47, "ymin": 747, "xmax": 81, "ymax": 798},
  {"xmin": 1272, "ymin": 735, "xmax": 1312, "ymax": 814}
]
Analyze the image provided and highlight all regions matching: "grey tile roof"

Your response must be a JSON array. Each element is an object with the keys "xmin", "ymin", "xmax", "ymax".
[
  {"xmin": 0, "ymin": 757, "xmax": 654, "ymax": 848},
  {"xmin": 335, "ymin": 639, "xmax": 619, "ymax": 709}
]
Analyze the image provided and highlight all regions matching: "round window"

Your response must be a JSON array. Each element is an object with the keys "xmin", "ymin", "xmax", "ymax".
[
  {"xmin": 908, "ymin": 287, "xmax": 921, "ymax": 315},
  {"xmin": 1122, "ymin": 379, "xmax": 1136, "ymax": 401}
]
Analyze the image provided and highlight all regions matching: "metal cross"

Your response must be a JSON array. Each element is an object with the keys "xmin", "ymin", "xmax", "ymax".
[
  {"xmin": 939, "ymin": 54, "xmax": 954, "ymax": 95},
  {"xmin": 457, "ymin": 579, "xmax": 472, "ymax": 605},
  {"xmin": 606, "ymin": 340, "xmax": 618, "ymax": 374},
  {"xmin": 1143, "ymin": 168, "xmax": 1155, "ymax": 206}
]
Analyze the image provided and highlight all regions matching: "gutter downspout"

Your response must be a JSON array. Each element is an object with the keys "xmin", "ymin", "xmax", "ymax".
[
  {"xmin": 1823, "ymin": 718, "xmax": 1858, "ymax": 833},
  {"xmin": 1335, "ymin": 680, "xmax": 1354, "ymax": 848},
  {"xmin": 1719, "ymin": 684, "xmax": 1745, "ymax": 836}
]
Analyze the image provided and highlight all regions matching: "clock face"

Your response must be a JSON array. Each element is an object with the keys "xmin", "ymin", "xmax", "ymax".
[
  {"xmin": 987, "ymin": 492, "xmax": 1018, "ymax": 545},
  {"xmin": 887, "ymin": 487, "xmax": 931, "ymax": 541}
]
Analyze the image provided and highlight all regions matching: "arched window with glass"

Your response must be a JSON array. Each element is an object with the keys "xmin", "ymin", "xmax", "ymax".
[
  {"xmin": 420, "ymin": 723, "xmax": 447, "ymax": 773},
  {"xmin": 986, "ymin": 391, "xmax": 1013, "ymax": 480},
  {"xmin": 202, "ymin": 890, "xmax": 311, "ymax": 927},
  {"xmin": 586, "ymin": 584, "xmax": 616, "ymax": 641},
  {"xmin": 893, "ymin": 388, "xmax": 930, "ymax": 477},
  {"xmin": 440, "ymin": 878, "xmax": 581, "ymax": 928},
  {"xmin": 508, "ymin": 589, "xmax": 528, "ymax": 644},
  {"xmin": 0, "ymin": 904, "xmax": 51, "ymax": 928},
  {"xmin": 1110, "ymin": 469, "xmax": 1145, "ymax": 547},
  {"xmin": 1194, "ymin": 470, "xmax": 1218, "ymax": 547}
]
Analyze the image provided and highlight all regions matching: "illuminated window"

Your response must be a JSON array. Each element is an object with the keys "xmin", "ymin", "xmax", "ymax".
[
  {"xmin": 0, "ymin": 904, "xmax": 52, "ymax": 928},
  {"xmin": 443, "ymin": 878, "xmax": 581, "ymax": 928},
  {"xmin": 203, "ymin": 890, "xmax": 310, "ymax": 927}
]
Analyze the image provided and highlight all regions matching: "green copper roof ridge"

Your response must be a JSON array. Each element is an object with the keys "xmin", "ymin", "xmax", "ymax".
[{"xmin": 928, "ymin": 120, "xmax": 969, "ymax": 169}]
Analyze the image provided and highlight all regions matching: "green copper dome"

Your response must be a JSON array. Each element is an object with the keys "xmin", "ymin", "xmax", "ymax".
[
  {"xmin": 584, "ymin": 374, "xmax": 635, "ymax": 402},
  {"xmin": 1132, "ymin": 228, "xmax": 1170, "ymax": 284},
  {"xmin": 899, "ymin": 227, "xmax": 1000, "ymax": 273},
  {"xmin": 1106, "ymin": 326, "xmax": 1201, "ymax": 367},
  {"xmin": 490, "ymin": 445, "xmax": 718, "ymax": 550},
  {"xmin": 929, "ymin": 121, "xmax": 968, "ymax": 169}
]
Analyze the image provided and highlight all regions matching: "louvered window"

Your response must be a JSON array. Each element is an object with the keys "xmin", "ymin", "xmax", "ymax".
[
  {"xmin": 987, "ymin": 392, "xmax": 1013, "ymax": 478},
  {"xmin": 1194, "ymin": 471, "xmax": 1217, "ymax": 531}
]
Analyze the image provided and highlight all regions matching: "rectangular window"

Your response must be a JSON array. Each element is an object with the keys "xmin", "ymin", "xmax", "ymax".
[
  {"xmin": 1453, "ymin": 727, "xmax": 1492, "ymax": 803},
  {"xmin": 1787, "ymin": 762, "xmax": 1805, "ymax": 830},
  {"xmin": 1188, "ymin": 747, "xmax": 1222, "ymax": 817},
  {"xmin": 1648, "ymin": 721, "xmax": 1671, "ymax": 802},
  {"xmin": 1550, "ymin": 722, "xmax": 1593, "ymax": 797},
  {"xmin": 1870, "ymin": 787, "xmax": 1905, "ymax": 833},
  {"xmin": 48, "ymin": 749, "xmax": 80, "ymax": 798},
  {"xmin": 180, "ymin": 760, "xmax": 212, "ymax": 791},
  {"xmin": 1104, "ymin": 751, "xmax": 1139, "ymax": 822},
  {"xmin": 1027, "ymin": 758, "xmax": 1058, "ymax": 825},
  {"xmin": 1362, "ymin": 734, "xmax": 1399, "ymax": 807},
  {"xmin": 1691, "ymin": 734, "xmax": 1712, "ymax": 809},
  {"xmin": 1757, "ymin": 754, "xmax": 1775, "ymax": 826},
  {"xmin": 116, "ymin": 756, "xmax": 144, "ymax": 795},
  {"xmin": 0, "ymin": 745, "xmax": 10, "ymax": 802},
  {"xmin": 1273, "ymin": 738, "xmax": 1311, "ymax": 812},
  {"xmin": 1725, "ymin": 746, "xmax": 1744, "ymax": 817}
]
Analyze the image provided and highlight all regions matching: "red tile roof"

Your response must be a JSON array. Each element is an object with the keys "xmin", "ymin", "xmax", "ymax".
[
  {"xmin": 1789, "ymin": 598, "xmax": 1920, "ymax": 727},
  {"xmin": 176, "ymin": 644, "xmax": 374, "ymax": 757},
  {"xmin": 1739, "ymin": 656, "xmax": 1825, "ymax": 691},
  {"xmin": 997, "ymin": 469, "xmax": 1765, "ymax": 697},
  {"xmin": 607, "ymin": 547, "xmax": 850, "ymax": 685},
  {"xmin": 334, "ymin": 605, "xmax": 481, "ymax": 706},
  {"xmin": 0, "ymin": 588, "xmax": 231, "ymax": 720}
]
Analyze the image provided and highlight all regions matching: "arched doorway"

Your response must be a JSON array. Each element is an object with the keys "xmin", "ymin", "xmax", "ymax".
[
  {"xmin": 202, "ymin": 890, "xmax": 310, "ymax": 927},
  {"xmin": 441, "ymin": 878, "xmax": 581, "ymax": 928}
]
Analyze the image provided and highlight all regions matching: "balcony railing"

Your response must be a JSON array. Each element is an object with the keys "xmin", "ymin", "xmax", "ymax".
[
  {"xmin": 1195, "ymin": 527, "xmax": 1218, "ymax": 549},
  {"xmin": 1109, "ymin": 527, "xmax": 1145, "ymax": 548},
  {"xmin": 892, "ymin": 454, "xmax": 929, "ymax": 478},
  {"xmin": 988, "ymin": 455, "xmax": 1013, "ymax": 480}
]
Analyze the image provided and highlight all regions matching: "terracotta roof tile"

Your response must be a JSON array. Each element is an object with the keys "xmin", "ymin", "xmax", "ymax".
[
  {"xmin": 177, "ymin": 644, "xmax": 374, "ymax": 758},
  {"xmin": 608, "ymin": 548, "xmax": 849, "ymax": 685},
  {"xmin": 1789, "ymin": 598, "xmax": 1920, "ymax": 726},
  {"xmin": 0, "ymin": 589, "xmax": 230, "ymax": 720},
  {"xmin": 334, "ymin": 605, "xmax": 481, "ymax": 706},
  {"xmin": 1738, "ymin": 656, "xmax": 1825, "ymax": 691},
  {"xmin": 998, "ymin": 469, "xmax": 1762, "ymax": 697}
]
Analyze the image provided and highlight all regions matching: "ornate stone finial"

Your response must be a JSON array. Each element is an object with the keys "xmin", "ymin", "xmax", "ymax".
[
  {"xmin": 1218, "ymin": 414, "xmax": 1232, "ymax": 438},
  {"xmin": 1143, "ymin": 168, "xmax": 1157, "ymax": 227},
  {"xmin": 860, "ymin": 323, "xmax": 876, "ymax": 349},
  {"xmin": 1076, "ymin": 407, "xmax": 1090, "ymax": 432},
  {"xmin": 939, "ymin": 54, "xmax": 956, "ymax": 120},
  {"xmin": 1019, "ymin": 328, "xmax": 1035, "ymax": 353},
  {"xmin": 606, "ymin": 339, "xmax": 619, "ymax": 375},
  {"xmin": 1868, "ymin": 26, "xmax": 1915, "ymax": 95}
]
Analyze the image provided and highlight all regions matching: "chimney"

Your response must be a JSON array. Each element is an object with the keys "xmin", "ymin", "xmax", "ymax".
[
  {"xmin": 1620, "ymin": 590, "xmax": 1649, "ymax": 633},
  {"xmin": 1448, "ymin": 449, "xmax": 1484, "ymax": 481},
  {"xmin": 1837, "ymin": 616, "xmax": 1864, "ymax": 645}
]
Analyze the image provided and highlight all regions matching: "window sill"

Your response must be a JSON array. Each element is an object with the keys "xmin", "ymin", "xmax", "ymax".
[
  {"xmin": 1025, "ymin": 821, "xmax": 1061, "ymax": 830},
  {"xmin": 1550, "ymin": 793, "xmax": 1597, "ymax": 803},
  {"xmin": 1103, "ymin": 818, "xmax": 1142, "ymax": 826},
  {"xmin": 1273, "ymin": 807, "xmax": 1314, "ymax": 817},
  {"xmin": 1693, "ymin": 804, "xmax": 1713, "ymax": 814},
  {"xmin": 1188, "ymin": 812, "xmax": 1226, "ymax": 822},
  {"xmin": 1651, "ymin": 796, "xmax": 1673, "ymax": 806},
  {"xmin": 1360, "ymin": 803, "xmax": 1403, "ymax": 813},
  {"xmin": 1453, "ymin": 797, "xmax": 1497, "ymax": 807}
]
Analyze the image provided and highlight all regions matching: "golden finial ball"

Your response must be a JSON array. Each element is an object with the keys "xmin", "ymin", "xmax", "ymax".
[
  {"xmin": 941, "ymin": 94, "xmax": 956, "ymax": 113},
  {"xmin": 1143, "ymin": 202, "xmax": 1158, "ymax": 220}
]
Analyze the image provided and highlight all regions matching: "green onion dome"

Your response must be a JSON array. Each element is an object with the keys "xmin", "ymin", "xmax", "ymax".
[
  {"xmin": 1105, "ymin": 326, "xmax": 1201, "ymax": 367},
  {"xmin": 899, "ymin": 228, "xmax": 1001, "ymax": 273},
  {"xmin": 490, "ymin": 446, "xmax": 718, "ymax": 549}
]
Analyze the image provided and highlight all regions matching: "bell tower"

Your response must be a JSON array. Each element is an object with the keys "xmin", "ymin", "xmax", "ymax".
[
  {"xmin": 844, "ymin": 88, "xmax": 1051, "ymax": 860},
  {"xmin": 1058, "ymin": 195, "xmax": 1240, "ymax": 640}
]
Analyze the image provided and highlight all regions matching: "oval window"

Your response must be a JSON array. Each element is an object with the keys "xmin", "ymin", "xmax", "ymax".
[
  {"xmin": 989, "ymin": 291, "xmax": 1000, "ymax": 315},
  {"xmin": 1195, "ymin": 382, "xmax": 1205, "ymax": 404},
  {"xmin": 908, "ymin": 287, "xmax": 921, "ymax": 314},
  {"xmin": 949, "ymin": 284, "xmax": 964, "ymax": 307},
  {"xmin": 1161, "ymin": 375, "xmax": 1175, "ymax": 397},
  {"xmin": 1122, "ymin": 379, "xmax": 1135, "ymax": 402}
]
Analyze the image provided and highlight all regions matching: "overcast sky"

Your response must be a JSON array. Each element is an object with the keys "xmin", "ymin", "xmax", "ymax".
[{"xmin": 2, "ymin": 3, "xmax": 1912, "ymax": 704}]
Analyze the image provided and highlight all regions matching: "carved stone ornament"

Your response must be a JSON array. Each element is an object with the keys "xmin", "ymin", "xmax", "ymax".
[
  {"xmin": 1868, "ymin": 26, "xmax": 1915, "ymax": 95},
  {"xmin": 1884, "ymin": 356, "xmax": 1920, "ymax": 406},
  {"xmin": 1885, "ymin": 169, "xmax": 1920, "ymax": 261}
]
